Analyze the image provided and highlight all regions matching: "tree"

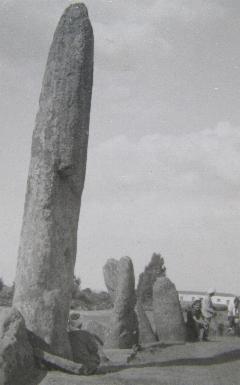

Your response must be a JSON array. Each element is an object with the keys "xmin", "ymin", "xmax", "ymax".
[
  {"xmin": 0, "ymin": 277, "xmax": 4, "ymax": 291},
  {"xmin": 137, "ymin": 253, "xmax": 166, "ymax": 304}
]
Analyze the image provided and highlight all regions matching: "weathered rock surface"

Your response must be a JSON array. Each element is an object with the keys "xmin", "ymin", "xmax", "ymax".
[
  {"xmin": 103, "ymin": 258, "xmax": 119, "ymax": 302},
  {"xmin": 0, "ymin": 307, "xmax": 36, "ymax": 385},
  {"xmin": 153, "ymin": 277, "xmax": 186, "ymax": 343},
  {"xmin": 68, "ymin": 330, "xmax": 100, "ymax": 374},
  {"xmin": 13, "ymin": 3, "xmax": 94, "ymax": 359},
  {"xmin": 136, "ymin": 300, "xmax": 157, "ymax": 344},
  {"xmin": 104, "ymin": 257, "xmax": 139, "ymax": 348}
]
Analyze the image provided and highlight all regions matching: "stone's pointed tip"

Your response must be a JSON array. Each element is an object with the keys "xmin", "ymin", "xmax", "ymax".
[{"xmin": 64, "ymin": 2, "xmax": 88, "ymax": 19}]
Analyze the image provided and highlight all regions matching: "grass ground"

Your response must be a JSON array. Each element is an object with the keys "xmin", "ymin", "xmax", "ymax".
[
  {"xmin": 39, "ymin": 310, "xmax": 240, "ymax": 385},
  {"xmin": 2, "ymin": 307, "xmax": 239, "ymax": 384},
  {"xmin": 39, "ymin": 337, "xmax": 240, "ymax": 385}
]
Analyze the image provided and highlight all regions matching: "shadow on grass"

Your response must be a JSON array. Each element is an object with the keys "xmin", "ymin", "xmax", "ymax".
[{"xmin": 97, "ymin": 348, "xmax": 240, "ymax": 375}]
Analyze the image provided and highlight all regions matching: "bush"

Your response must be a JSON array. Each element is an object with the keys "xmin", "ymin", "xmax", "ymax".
[
  {"xmin": 0, "ymin": 284, "xmax": 14, "ymax": 306},
  {"xmin": 0, "ymin": 278, "xmax": 4, "ymax": 291},
  {"xmin": 71, "ymin": 287, "xmax": 112, "ymax": 310}
]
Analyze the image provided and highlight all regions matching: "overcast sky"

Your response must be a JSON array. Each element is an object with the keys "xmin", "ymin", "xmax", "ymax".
[{"xmin": 0, "ymin": 0, "xmax": 240, "ymax": 293}]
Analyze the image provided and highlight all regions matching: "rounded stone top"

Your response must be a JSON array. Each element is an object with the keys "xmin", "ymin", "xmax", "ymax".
[
  {"xmin": 65, "ymin": 2, "xmax": 89, "ymax": 19},
  {"xmin": 120, "ymin": 256, "xmax": 132, "ymax": 264}
]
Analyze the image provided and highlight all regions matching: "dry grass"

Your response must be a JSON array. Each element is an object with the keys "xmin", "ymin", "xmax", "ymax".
[{"xmin": 39, "ymin": 337, "xmax": 240, "ymax": 385}]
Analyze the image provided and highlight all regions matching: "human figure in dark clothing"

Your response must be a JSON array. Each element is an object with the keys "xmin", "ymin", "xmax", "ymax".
[
  {"xmin": 186, "ymin": 299, "xmax": 208, "ymax": 341},
  {"xmin": 227, "ymin": 297, "xmax": 240, "ymax": 336}
]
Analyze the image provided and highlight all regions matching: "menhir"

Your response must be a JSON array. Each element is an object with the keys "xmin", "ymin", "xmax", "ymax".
[
  {"xmin": 153, "ymin": 277, "xmax": 186, "ymax": 343},
  {"xmin": 104, "ymin": 257, "xmax": 139, "ymax": 348},
  {"xmin": 13, "ymin": 3, "xmax": 94, "ymax": 359}
]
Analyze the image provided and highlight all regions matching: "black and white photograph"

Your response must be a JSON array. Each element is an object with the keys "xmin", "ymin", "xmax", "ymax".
[{"xmin": 0, "ymin": 1, "xmax": 239, "ymax": 384}]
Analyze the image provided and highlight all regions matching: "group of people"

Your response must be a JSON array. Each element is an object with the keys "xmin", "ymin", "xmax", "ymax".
[
  {"xmin": 187, "ymin": 288, "xmax": 240, "ymax": 342},
  {"xmin": 187, "ymin": 288, "xmax": 216, "ymax": 341}
]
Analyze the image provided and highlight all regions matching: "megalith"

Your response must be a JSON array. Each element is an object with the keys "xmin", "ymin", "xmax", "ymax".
[
  {"xmin": 153, "ymin": 277, "xmax": 186, "ymax": 343},
  {"xmin": 0, "ymin": 308, "xmax": 36, "ymax": 385},
  {"xmin": 135, "ymin": 253, "xmax": 165, "ymax": 344},
  {"xmin": 135, "ymin": 300, "xmax": 156, "ymax": 344},
  {"xmin": 104, "ymin": 257, "xmax": 139, "ymax": 348},
  {"xmin": 13, "ymin": 3, "xmax": 94, "ymax": 359},
  {"xmin": 103, "ymin": 258, "xmax": 119, "ymax": 302},
  {"xmin": 137, "ymin": 252, "xmax": 166, "ymax": 305}
]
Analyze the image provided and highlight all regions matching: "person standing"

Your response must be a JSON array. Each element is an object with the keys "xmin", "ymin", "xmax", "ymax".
[
  {"xmin": 227, "ymin": 297, "xmax": 240, "ymax": 336},
  {"xmin": 201, "ymin": 288, "xmax": 216, "ymax": 340}
]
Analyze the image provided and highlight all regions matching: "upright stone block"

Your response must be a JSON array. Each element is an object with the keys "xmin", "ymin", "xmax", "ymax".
[
  {"xmin": 13, "ymin": 3, "xmax": 94, "ymax": 359},
  {"xmin": 103, "ymin": 258, "xmax": 119, "ymax": 302},
  {"xmin": 153, "ymin": 277, "xmax": 186, "ymax": 343},
  {"xmin": 104, "ymin": 257, "xmax": 139, "ymax": 349}
]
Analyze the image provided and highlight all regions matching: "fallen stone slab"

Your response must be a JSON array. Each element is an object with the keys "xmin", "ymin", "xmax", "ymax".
[{"xmin": 34, "ymin": 348, "xmax": 84, "ymax": 375}]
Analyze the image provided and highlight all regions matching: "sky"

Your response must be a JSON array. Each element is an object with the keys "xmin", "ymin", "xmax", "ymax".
[{"xmin": 0, "ymin": 0, "xmax": 240, "ymax": 294}]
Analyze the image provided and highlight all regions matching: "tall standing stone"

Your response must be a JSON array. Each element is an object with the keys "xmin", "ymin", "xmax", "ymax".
[
  {"xmin": 153, "ymin": 277, "xmax": 186, "ymax": 343},
  {"xmin": 13, "ymin": 3, "xmax": 94, "ymax": 359},
  {"xmin": 104, "ymin": 257, "xmax": 139, "ymax": 349},
  {"xmin": 103, "ymin": 258, "xmax": 119, "ymax": 303},
  {"xmin": 135, "ymin": 253, "xmax": 165, "ymax": 344}
]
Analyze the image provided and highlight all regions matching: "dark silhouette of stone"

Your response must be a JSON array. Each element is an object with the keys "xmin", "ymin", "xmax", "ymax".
[
  {"xmin": 136, "ymin": 300, "xmax": 156, "ymax": 344},
  {"xmin": 136, "ymin": 253, "xmax": 165, "ymax": 344},
  {"xmin": 13, "ymin": 3, "xmax": 94, "ymax": 359},
  {"xmin": 0, "ymin": 307, "xmax": 36, "ymax": 385},
  {"xmin": 153, "ymin": 277, "xmax": 186, "ymax": 343},
  {"xmin": 103, "ymin": 258, "xmax": 119, "ymax": 302},
  {"xmin": 104, "ymin": 257, "xmax": 139, "ymax": 348},
  {"xmin": 137, "ymin": 253, "xmax": 166, "ymax": 305}
]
